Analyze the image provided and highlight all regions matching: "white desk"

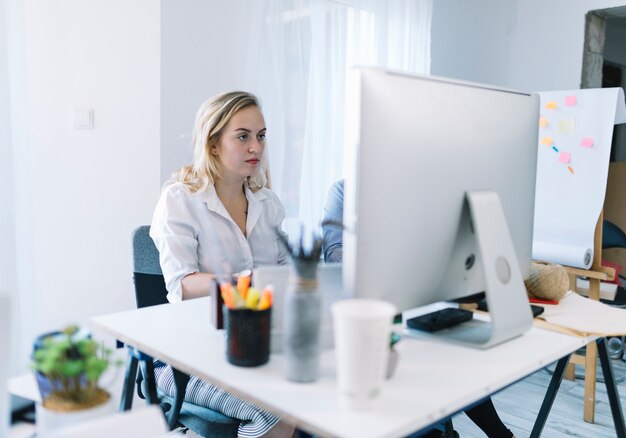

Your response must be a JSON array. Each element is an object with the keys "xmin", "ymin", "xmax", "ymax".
[{"xmin": 92, "ymin": 298, "xmax": 592, "ymax": 438}]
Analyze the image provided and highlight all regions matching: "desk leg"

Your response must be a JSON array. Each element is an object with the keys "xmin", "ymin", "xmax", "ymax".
[
  {"xmin": 530, "ymin": 354, "xmax": 571, "ymax": 438},
  {"xmin": 119, "ymin": 354, "xmax": 138, "ymax": 411},
  {"xmin": 597, "ymin": 339, "xmax": 626, "ymax": 438}
]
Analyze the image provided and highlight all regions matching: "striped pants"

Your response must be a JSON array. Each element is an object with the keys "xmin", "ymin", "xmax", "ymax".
[{"xmin": 154, "ymin": 365, "xmax": 279, "ymax": 437}]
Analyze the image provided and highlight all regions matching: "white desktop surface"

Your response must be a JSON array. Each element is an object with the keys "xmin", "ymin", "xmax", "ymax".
[{"xmin": 92, "ymin": 298, "xmax": 592, "ymax": 438}]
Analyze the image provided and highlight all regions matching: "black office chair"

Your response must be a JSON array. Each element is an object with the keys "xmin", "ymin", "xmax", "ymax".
[
  {"xmin": 601, "ymin": 220, "xmax": 626, "ymax": 367},
  {"xmin": 603, "ymin": 220, "xmax": 626, "ymax": 252},
  {"xmin": 119, "ymin": 225, "xmax": 240, "ymax": 437}
]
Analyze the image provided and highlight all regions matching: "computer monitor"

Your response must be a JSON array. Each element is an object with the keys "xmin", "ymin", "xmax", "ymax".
[{"xmin": 342, "ymin": 68, "xmax": 538, "ymax": 348}]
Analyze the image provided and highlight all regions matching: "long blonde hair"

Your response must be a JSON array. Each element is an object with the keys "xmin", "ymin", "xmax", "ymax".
[{"xmin": 173, "ymin": 91, "xmax": 269, "ymax": 193}]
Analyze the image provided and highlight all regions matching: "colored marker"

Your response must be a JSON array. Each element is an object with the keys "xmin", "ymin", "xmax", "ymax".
[
  {"xmin": 568, "ymin": 166, "xmax": 574, "ymax": 174},
  {"xmin": 552, "ymin": 146, "xmax": 559, "ymax": 153}
]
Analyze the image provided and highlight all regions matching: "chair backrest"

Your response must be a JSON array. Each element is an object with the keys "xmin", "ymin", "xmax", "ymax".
[
  {"xmin": 130, "ymin": 226, "xmax": 241, "ymax": 437},
  {"xmin": 132, "ymin": 225, "xmax": 169, "ymax": 308},
  {"xmin": 603, "ymin": 220, "xmax": 626, "ymax": 250}
]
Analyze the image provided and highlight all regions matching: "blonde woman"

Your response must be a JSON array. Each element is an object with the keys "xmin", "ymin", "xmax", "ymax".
[{"xmin": 150, "ymin": 91, "xmax": 292, "ymax": 437}]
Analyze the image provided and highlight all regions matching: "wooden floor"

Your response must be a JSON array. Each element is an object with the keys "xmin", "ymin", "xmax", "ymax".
[{"xmin": 450, "ymin": 357, "xmax": 626, "ymax": 437}]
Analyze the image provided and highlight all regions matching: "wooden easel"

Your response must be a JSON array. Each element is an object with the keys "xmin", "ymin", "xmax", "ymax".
[{"xmin": 563, "ymin": 211, "xmax": 616, "ymax": 423}]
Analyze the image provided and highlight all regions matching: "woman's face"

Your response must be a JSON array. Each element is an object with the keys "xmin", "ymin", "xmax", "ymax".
[{"xmin": 212, "ymin": 105, "xmax": 266, "ymax": 182}]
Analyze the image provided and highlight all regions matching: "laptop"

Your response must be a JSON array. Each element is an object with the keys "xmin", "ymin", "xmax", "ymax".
[{"xmin": 252, "ymin": 263, "xmax": 349, "ymax": 352}]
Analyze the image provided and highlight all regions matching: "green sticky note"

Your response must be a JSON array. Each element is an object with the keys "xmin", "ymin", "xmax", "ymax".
[{"xmin": 558, "ymin": 119, "xmax": 575, "ymax": 135}]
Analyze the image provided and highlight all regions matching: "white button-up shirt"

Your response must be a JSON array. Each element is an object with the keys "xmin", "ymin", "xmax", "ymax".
[{"xmin": 150, "ymin": 182, "xmax": 289, "ymax": 303}]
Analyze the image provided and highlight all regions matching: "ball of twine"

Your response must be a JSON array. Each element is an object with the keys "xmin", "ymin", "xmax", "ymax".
[{"xmin": 524, "ymin": 261, "xmax": 569, "ymax": 302}]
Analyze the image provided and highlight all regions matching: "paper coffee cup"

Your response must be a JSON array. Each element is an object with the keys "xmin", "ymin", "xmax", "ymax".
[{"xmin": 331, "ymin": 299, "xmax": 396, "ymax": 409}]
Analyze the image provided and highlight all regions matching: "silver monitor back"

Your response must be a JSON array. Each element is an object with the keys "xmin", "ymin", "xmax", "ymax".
[{"xmin": 343, "ymin": 69, "xmax": 538, "ymax": 340}]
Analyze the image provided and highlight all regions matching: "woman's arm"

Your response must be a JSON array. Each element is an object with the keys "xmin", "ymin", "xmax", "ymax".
[
  {"xmin": 181, "ymin": 272, "xmax": 216, "ymax": 300},
  {"xmin": 322, "ymin": 180, "xmax": 344, "ymax": 263},
  {"xmin": 151, "ymin": 184, "xmax": 207, "ymax": 303}
]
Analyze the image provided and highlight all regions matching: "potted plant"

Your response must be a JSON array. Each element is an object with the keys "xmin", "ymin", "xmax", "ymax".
[{"xmin": 32, "ymin": 325, "xmax": 117, "ymax": 433}]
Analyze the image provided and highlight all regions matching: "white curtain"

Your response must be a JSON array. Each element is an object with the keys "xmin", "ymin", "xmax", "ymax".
[
  {"xmin": 244, "ymin": 0, "xmax": 432, "ymax": 236},
  {"xmin": 1, "ymin": 0, "xmax": 34, "ymax": 374}
]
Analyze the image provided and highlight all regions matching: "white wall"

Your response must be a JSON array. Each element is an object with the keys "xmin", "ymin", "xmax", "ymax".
[
  {"xmin": 432, "ymin": 0, "xmax": 626, "ymax": 91},
  {"xmin": 19, "ymin": 0, "xmax": 161, "ymax": 347},
  {"xmin": 431, "ymin": 0, "xmax": 516, "ymax": 87},
  {"xmin": 160, "ymin": 0, "xmax": 249, "ymax": 183}
]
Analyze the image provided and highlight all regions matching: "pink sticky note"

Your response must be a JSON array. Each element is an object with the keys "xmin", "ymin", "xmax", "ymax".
[
  {"xmin": 559, "ymin": 152, "xmax": 571, "ymax": 164},
  {"xmin": 581, "ymin": 137, "xmax": 594, "ymax": 148},
  {"xmin": 565, "ymin": 95, "xmax": 577, "ymax": 106}
]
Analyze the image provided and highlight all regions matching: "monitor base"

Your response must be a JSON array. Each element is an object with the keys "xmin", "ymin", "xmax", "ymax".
[{"xmin": 404, "ymin": 191, "xmax": 534, "ymax": 349}]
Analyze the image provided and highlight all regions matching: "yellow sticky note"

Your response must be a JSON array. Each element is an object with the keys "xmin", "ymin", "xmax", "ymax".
[
  {"xmin": 539, "ymin": 117, "xmax": 549, "ymax": 128},
  {"xmin": 558, "ymin": 119, "xmax": 575, "ymax": 135},
  {"xmin": 545, "ymin": 101, "xmax": 558, "ymax": 110},
  {"xmin": 540, "ymin": 136, "xmax": 553, "ymax": 146}
]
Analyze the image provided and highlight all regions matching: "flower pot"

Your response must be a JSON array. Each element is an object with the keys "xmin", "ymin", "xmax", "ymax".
[
  {"xmin": 36, "ymin": 390, "xmax": 113, "ymax": 435},
  {"xmin": 284, "ymin": 260, "xmax": 322, "ymax": 383}
]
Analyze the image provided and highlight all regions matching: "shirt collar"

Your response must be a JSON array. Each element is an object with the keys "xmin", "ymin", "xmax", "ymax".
[
  {"xmin": 245, "ymin": 185, "xmax": 267, "ymax": 235},
  {"xmin": 199, "ymin": 184, "xmax": 269, "ymax": 234}
]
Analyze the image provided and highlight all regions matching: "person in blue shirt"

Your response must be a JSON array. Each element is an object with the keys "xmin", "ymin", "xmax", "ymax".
[{"xmin": 322, "ymin": 179, "xmax": 516, "ymax": 438}]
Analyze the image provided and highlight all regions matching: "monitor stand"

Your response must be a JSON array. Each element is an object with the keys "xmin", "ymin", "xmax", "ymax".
[{"xmin": 415, "ymin": 190, "xmax": 534, "ymax": 349}]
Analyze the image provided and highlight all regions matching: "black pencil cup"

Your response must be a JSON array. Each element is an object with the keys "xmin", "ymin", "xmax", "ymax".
[{"xmin": 224, "ymin": 306, "xmax": 271, "ymax": 367}]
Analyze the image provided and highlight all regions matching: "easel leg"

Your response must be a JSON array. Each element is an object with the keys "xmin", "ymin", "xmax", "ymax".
[
  {"xmin": 584, "ymin": 340, "xmax": 598, "ymax": 423},
  {"xmin": 530, "ymin": 354, "xmax": 571, "ymax": 438},
  {"xmin": 564, "ymin": 361, "xmax": 576, "ymax": 381},
  {"xmin": 597, "ymin": 338, "xmax": 626, "ymax": 438},
  {"xmin": 584, "ymin": 278, "xmax": 600, "ymax": 423},
  {"xmin": 565, "ymin": 273, "xmax": 578, "ymax": 382}
]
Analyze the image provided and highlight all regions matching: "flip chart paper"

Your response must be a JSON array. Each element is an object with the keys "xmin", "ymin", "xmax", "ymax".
[
  {"xmin": 538, "ymin": 291, "xmax": 626, "ymax": 337},
  {"xmin": 533, "ymin": 88, "xmax": 626, "ymax": 269}
]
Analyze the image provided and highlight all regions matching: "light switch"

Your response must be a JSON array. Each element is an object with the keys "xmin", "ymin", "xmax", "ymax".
[{"xmin": 73, "ymin": 108, "xmax": 93, "ymax": 129}]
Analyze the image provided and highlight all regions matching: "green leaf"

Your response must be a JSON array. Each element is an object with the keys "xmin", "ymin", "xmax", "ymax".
[
  {"xmin": 60, "ymin": 360, "xmax": 83, "ymax": 377},
  {"xmin": 84, "ymin": 357, "xmax": 108, "ymax": 382}
]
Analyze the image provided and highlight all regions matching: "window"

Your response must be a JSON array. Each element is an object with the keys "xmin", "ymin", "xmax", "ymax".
[{"xmin": 245, "ymin": 0, "xmax": 432, "ymax": 236}]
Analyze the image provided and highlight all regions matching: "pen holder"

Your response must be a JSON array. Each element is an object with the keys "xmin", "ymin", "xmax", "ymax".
[{"xmin": 224, "ymin": 306, "xmax": 271, "ymax": 367}]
